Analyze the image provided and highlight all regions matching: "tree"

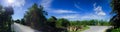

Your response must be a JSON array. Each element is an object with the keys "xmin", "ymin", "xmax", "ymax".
[
  {"xmin": 14, "ymin": 19, "xmax": 21, "ymax": 23},
  {"xmin": 0, "ymin": 5, "xmax": 14, "ymax": 32},
  {"xmin": 24, "ymin": 3, "xmax": 47, "ymax": 31},
  {"xmin": 48, "ymin": 16, "xmax": 57, "ymax": 22},
  {"xmin": 48, "ymin": 16, "xmax": 57, "ymax": 27},
  {"xmin": 21, "ymin": 18, "xmax": 26, "ymax": 25},
  {"xmin": 110, "ymin": 15, "xmax": 120, "ymax": 28},
  {"xmin": 57, "ymin": 18, "xmax": 70, "ymax": 27},
  {"xmin": 110, "ymin": 0, "xmax": 120, "ymax": 28}
]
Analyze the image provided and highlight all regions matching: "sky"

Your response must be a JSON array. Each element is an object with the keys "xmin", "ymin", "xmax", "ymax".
[{"xmin": 0, "ymin": 0, "xmax": 112, "ymax": 21}]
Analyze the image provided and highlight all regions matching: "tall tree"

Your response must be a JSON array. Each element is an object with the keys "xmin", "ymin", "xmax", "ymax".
[
  {"xmin": 110, "ymin": 0, "xmax": 120, "ymax": 28},
  {"xmin": 24, "ymin": 3, "xmax": 47, "ymax": 31}
]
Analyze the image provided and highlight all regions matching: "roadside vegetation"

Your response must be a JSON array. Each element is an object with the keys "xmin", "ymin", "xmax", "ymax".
[
  {"xmin": 68, "ymin": 20, "xmax": 110, "ymax": 32},
  {"xmin": 106, "ymin": 0, "xmax": 120, "ymax": 32},
  {"xmin": 0, "ymin": 5, "xmax": 14, "ymax": 32},
  {"xmin": 15, "ymin": 16, "xmax": 110, "ymax": 32}
]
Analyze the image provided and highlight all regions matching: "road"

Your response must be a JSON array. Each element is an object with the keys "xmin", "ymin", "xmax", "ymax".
[
  {"xmin": 11, "ymin": 23, "xmax": 40, "ymax": 32},
  {"xmin": 83, "ymin": 26, "xmax": 112, "ymax": 32},
  {"xmin": 11, "ymin": 23, "xmax": 112, "ymax": 32}
]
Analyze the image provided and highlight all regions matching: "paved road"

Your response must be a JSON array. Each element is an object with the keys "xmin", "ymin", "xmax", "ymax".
[
  {"xmin": 83, "ymin": 26, "xmax": 112, "ymax": 32},
  {"xmin": 11, "ymin": 23, "xmax": 112, "ymax": 32},
  {"xmin": 11, "ymin": 23, "xmax": 40, "ymax": 32}
]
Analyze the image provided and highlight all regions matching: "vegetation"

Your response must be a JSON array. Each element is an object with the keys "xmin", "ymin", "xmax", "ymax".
[
  {"xmin": 47, "ymin": 16, "xmax": 57, "ymax": 27},
  {"xmin": 110, "ymin": 0, "xmax": 120, "ymax": 28},
  {"xmin": 70, "ymin": 20, "xmax": 110, "ymax": 26},
  {"xmin": 56, "ymin": 18, "xmax": 70, "ymax": 28},
  {"xmin": 106, "ymin": 0, "xmax": 120, "ymax": 32},
  {"xmin": 14, "ymin": 19, "xmax": 25, "ymax": 25},
  {"xmin": 0, "ymin": 2, "xmax": 113, "ymax": 32},
  {"xmin": 111, "ymin": 28, "xmax": 120, "ymax": 32},
  {"xmin": 0, "ymin": 5, "xmax": 14, "ymax": 32},
  {"xmin": 23, "ymin": 3, "xmax": 48, "ymax": 31},
  {"xmin": 68, "ymin": 20, "xmax": 110, "ymax": 32},
  {"xmin": 13, "ymin": 4, "xmax": 110, "ymax": 32},
  {"xmin": 56, "ymin": 19, "xmax": 110, "ymax": 32}
]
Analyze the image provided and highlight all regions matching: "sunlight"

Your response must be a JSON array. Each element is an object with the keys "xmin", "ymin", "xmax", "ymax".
[
  {"xmin": 4, "ymin": 0, "xmax": 25, "ymax": 7},
  {"xmin": 7, "ymin": 0, "xmax": 15, "ymax": 4}
]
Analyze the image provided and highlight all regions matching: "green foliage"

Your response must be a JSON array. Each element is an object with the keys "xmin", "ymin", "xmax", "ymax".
[
  {"xmin": 56, "ymin": 18, "xmax": 70, "ymax": 28},
  {"xmin": 48, "ymin": 16, "xmax": 57, "ymax": 22},
  {"xmin": 14, "ymin": 19, "xmax": 26, "ymax": 25},
  {"xmin": 0, "ymin": 5, "xmax": 14, "ymax": 32},
  {"xmin": 111, "ymin": 28, "xmax": 120, "ymax": 32},
  {"xmin": 14, "ymin": 19, "xmax": 21, "ymax": 23},
  {"xmin": 47, "ymin": 16, "xmax": 57, "ymax": 27},
  {"xmin": 20, "ymin": 19, "xmax": 26, "ymax": 25},
  {"xmin": 110, "ymin": 0, "xmax": 120, "ymax": 28},
  {"xmin": 23, "ymin": 3, "xmax": 49, "ymax": 31},
  {"xmin": 67, "ymin": 20, "xmax": 110, "ymax": 32},
  {"xmin": 110, "ymin": 0, "xmax": 120, "ymax": 14},
  {"xmin": 69, "ymin": 20, "xmax": 110, "ymax": 26},
  {"xmin": 70, "ymin": 21, "xmax": 81, "ymax": 26}
]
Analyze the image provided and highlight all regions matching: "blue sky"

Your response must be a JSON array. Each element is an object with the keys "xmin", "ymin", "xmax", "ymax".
[{"xmin": 0, "ymin": 0, "xmax": 112, "ymax": 21}]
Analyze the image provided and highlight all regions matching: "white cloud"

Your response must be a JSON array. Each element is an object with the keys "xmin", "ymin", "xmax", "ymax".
[
  {"xmin": 74, "ymin": 3, "xmax": 84, "ymax": 11},
  {"xmin": 40, "ymin": 0, "xmax": 79, "ymax": 20},
  {"xmin": 53, "ymin": 9, "xmax": 77, "ymax": 14},
  {"xmin": 93, "ymin": 3, "xmax": 106, "ymax": 16},
  {"xmin": 56, "ymin": 14, "xmax": 81, "ymax": 21},
  {"xmin": 40, "ymin": 0, "xmax": 108, "ymax": 21},
  {"xmin": 81, "ymin": 14, "xmax": 105, "ymax": 20},
  {"xmin": 59, "ymin": 14, "xmax": 80, "ymax": 19},
  {"xmin": 56, "ymin": 3, "xmax": 108, "ymax": 20},
  {"xmin": 56, "ymin": 13, "xmax": 108, "ymax": 21},
  {"xmin": 40, "ymin": 0, "xmax": 78, "ymax": 14},
  {"xmin": 40, "ymin": 0, "xmax": 52, "ymax": 9}
]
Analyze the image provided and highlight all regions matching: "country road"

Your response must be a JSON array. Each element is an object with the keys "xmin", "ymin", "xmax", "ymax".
[
  {"xmin": 11, "ymin": 23, "xmax": 112, "ymax": 32},
  {"xmin": 11, "ymin": 23, "xmax": 40, "ymax": 32},
  {"xmin": 83, "ymin": 26, "xmax": 112, "ymax": 32}
]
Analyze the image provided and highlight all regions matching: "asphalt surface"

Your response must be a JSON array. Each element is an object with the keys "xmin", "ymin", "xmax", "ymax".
[{"xmin": 11, "ymin": 23, "xmax": 40, "ymax": 32}]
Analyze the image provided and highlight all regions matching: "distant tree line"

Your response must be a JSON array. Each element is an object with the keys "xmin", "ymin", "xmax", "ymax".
[{"xmin": 70, "ymin": 20, "xmax": 110, "ymax": 26}]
